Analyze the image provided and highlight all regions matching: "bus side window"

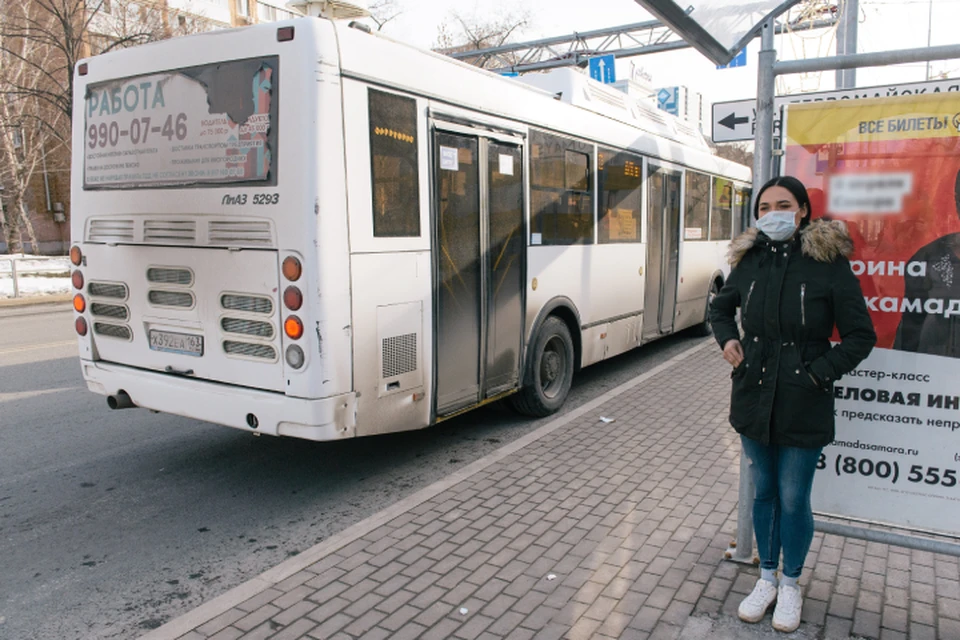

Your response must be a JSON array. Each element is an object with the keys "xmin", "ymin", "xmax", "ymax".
[
  {"xmin": 597, "ymin": 147, "xmax": 642, "ymax": 244},
  {"xmin": 711, "ymin": 177, "xmax": 734, "ymax": 241},
  {"xmin": 368, "ymin": 88, "xmax": 420, "ymax": 237},
  {"xmin": 530, "ymin": 129, "xmax": 593, "ymax": 245},
  {"xmin": 683, "ymin": 171, "xmax": 709, "ymax": 241}
]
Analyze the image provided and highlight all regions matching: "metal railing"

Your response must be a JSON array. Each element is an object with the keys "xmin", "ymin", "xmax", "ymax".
[{"xmin": 0, "ymin": 255, "xmax": 70, "ymax": 299}]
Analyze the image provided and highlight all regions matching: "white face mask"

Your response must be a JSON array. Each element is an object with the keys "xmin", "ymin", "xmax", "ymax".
[{"xmin": 756, "ymin": 210, "xmax": 798, "ymax": 241}]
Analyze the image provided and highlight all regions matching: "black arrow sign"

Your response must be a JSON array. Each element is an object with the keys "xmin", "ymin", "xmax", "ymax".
[{"xmin": 719, "ymin": 113, "xmax": 749, "ymax": 130}]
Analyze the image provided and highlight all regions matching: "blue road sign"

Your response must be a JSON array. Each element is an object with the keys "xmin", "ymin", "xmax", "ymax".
[
  {"xmin": 499, "ymin": 71, "xmax": 519, "ymax": 77},
  {"xmin": 588, "ymin": 54, "xmax": 616, "ymax": 84},
  {"xmin": 717, "ymin": 47, "xmax": 748, "ymax": 69}
]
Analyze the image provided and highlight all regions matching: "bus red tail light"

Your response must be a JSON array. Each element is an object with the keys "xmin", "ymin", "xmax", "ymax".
[
  {"xmin": 284, "ymin": 315, "xmax": 303, "ymax": 340},
  {"xmin": 70, "ymin": 246, "xmax": 83, "ymax": 266},
  {"xmin": 283, "ymin": 286, "xmax": 303, "ymax": 311},
  {"xmin": 73, "ymin": 294, "xmax": 86, "ymax": 313},
  {"xmin": 75, "ymin": 317, "xmax": 88, "ymax": 336},
  {"xmin": 72, "ymin": 270, "xmax": 84, "ymax": 289}
]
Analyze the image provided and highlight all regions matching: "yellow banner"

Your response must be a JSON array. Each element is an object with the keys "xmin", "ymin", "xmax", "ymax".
[{"xmin": 787, "ymin": 93, "xmax": 960, "ymax": 145}]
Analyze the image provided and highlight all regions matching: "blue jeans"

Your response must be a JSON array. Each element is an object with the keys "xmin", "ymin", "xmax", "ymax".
[{"xmin": 740, "ymin": 436, "xmax": 822, "ymax": 579}]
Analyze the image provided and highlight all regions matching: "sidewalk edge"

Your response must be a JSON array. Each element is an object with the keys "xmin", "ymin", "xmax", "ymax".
[{"xmin": 140, "ymin": 338, "xmax": 714, "ymax": 640}]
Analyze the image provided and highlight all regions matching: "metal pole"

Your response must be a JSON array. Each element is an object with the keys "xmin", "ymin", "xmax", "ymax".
[
  {"xmin": 841, "ymin": 0, "xmax": 858, "ymax": 88},
  {"xmin": 752, "ymin": 19, "xmax": 776, "ymax": 200},
  {"xmin": 775, "ymin": 42, "xmax": 960, "ymax": 76},
  {"xmin": 926, "ymin": 0, "xmax": 934, "ymax": 80},
  {"xmin": 11, "ymin": 258, "xmax": 19, "ymax": 298},
  {"xmin": 835, "ymin": 0, "xmax": 847, "ymax": 88},
  {"xmin": 727, "ymin": 453, "xmax": 757, "ymax": 564},
  {"xmin": 815, "ymin": 520, "xmax": 960, "ymax": 557}
]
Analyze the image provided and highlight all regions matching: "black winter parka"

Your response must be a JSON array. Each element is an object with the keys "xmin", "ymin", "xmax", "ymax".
[{"xmin": 709, "ymin": 220, "xmax": 877, "ymax": 448}]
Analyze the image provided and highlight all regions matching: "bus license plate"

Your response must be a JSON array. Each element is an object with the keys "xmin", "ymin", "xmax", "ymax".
[{"xmin": 149, "ymin": 330, "xmax": 203, "ymax": 357}]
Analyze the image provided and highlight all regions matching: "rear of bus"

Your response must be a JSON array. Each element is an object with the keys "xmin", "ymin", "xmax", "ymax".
[{"xmin": 71, "ymin": 20, "xmax": 356, "ymax": 440}]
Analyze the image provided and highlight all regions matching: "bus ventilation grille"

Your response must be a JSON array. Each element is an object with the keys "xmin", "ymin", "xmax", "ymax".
[
  {"xmin": 147, "ymin": 267, "xmax": 194, "ymax": 286},
  {"xmin": 221, "ymin": 294, "xmax": 273, "ymax": 315},
  {"xmin": 88, "ymin": 281, "xmax": 128, "ymax": 299},
  {"xmin": 148, "ymin": 290, "xmax": 195, "ymax": 308},
  {"xmin": 382, "ymin": 333, "xmax": 417, "ymax": 378},
  {"xmin": 221, "ymin": 318, "xmax": 274, "ymax": 338},
  {"xmin": 208, "ymin": 221, "xmax": 273, "ymax": 247},
  {"xmin": 143, "ymin": 220, "xmax": 197, "ymax": 244},
  {"xmin": 87, "ymin": 219, "xmax": 134, "ymax": 243},
  {"xmin": 94, "ymin": 323, "xmax": 132, "ymax": 340},
  {"xmin": 91, "ymin": 302, "xmax": 129, "ymax": 320},
  {"xmin": 223, "ymin": 341, "xmax": 277, "ymax": 360}
]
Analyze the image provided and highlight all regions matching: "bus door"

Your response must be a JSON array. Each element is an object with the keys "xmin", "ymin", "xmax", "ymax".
[
  {"xmin": 431, "ymin": 124, "xmax": 525, "ymax": 416},
  {"xmin": 643, "ymin": 164, "xmax": 682, "ymax": 340}
]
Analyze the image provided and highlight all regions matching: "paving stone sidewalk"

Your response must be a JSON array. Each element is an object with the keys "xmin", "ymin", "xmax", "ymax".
[{"xmin": 141, "ymin": 342, "xmax": 960, "ymax": 640}]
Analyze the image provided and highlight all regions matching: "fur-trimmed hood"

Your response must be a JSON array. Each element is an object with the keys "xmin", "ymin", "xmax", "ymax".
[{"xmin": 727, "ymin": 219, "xmax": 854, "ymax": 266}]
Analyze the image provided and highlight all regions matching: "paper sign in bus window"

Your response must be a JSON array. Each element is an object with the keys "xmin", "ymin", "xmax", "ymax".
[
  {"xmin": 440, "ymin": 146, "xmax": 458, "ymax": 171},
  {"xmin": 499, "ymin": 154, "xmax": 514, "ymax": 176},
  {"xmin": 828, "ymin": 173, "xmax": 913, "ymax": 214}
]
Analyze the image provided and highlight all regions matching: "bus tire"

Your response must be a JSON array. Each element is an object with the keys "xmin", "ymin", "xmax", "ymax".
[
  {"xmin": 510, "ymin": 316, "xmax": 574, "ymax": 417},
  {"xmin": 692, "ymin": 280, "xmax": 719, "ymax": 337}
]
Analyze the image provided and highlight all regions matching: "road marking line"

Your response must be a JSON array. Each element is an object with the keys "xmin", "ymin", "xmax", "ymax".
[
  {"xmin": 0, "ymin": 387, "xmax": 81, "ymax": 403},
  {"xmin": 0, "ymin": 340, "xmax": 75, "ymax": 355}
]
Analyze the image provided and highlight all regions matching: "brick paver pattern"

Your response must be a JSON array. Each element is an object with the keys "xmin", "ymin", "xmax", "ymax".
[{"xmin": 162, "ymin": 345, "xmax": 960, "ymax": 640}]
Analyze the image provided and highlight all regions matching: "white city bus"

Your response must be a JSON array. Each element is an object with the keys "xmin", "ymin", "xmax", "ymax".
[{"xmin": 70, "ymin": 17, "xmax": 751, "ymax": 441}]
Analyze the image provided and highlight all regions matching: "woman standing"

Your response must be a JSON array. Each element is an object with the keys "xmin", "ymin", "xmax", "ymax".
[{"xmin": 709, "ymin": 176, "xmax": 876, "ymax": 632}]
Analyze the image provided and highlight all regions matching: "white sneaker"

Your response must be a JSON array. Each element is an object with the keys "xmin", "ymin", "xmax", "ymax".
[
  {"xmin": 738, "ymin": 578, "xmax": 778, "ymax": 623},
  {"xmin": 772, "ymin": 584, "xmax": 803, "ymax": 632}
]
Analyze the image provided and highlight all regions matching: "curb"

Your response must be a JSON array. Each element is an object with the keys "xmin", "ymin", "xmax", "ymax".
[
  {"xmin": 0, "ymin": 293, "xmax": 72, "ymax": 309},
  {"xmin": 139, "ymin": 338, "xmax": 714, "ymax": 640}
]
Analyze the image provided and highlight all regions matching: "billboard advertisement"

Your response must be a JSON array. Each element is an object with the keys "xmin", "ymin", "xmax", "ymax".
[{"xmin": 785, "ymin": 93, "xmax": 960, "ymax": 534}]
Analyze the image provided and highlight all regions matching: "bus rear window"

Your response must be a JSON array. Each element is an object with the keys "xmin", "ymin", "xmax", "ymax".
[{"xmin": 83, "ymin": 56, "xmax": 279, "ymax": 190}]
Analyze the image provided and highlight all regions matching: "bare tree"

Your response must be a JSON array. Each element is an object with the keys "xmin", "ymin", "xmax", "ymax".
[
  {"xmin": 367, "ymin": 0, "xmax": 401, "ymax": 32},
  {"xmin": 715, "ymin": 142, "xmax": 753, "ymax": 168},
  {"xmin": 0, "ymin": 0, "xmax": 216, "ymax": 251},
  {"xmin": 434, "ymin": 9, "xmax": 531, "ymax": 69}
]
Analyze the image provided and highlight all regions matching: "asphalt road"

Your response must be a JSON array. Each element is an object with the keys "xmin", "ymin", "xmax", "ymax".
[{"xmin": 0, "ymin": 303, "xmax": 713, "ymax": 640}]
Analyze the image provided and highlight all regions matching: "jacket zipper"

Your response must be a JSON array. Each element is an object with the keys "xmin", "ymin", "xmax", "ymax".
[
  {"xmin": 800, "ymin": 283, "xmax": 807, "ymax": 327},
  {"xmin": 743, "ymin": 280, "xmax": 756, "ymax": 317}
]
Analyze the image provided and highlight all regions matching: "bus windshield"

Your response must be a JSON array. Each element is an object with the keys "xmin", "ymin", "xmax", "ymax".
[{"xmin": 83, "ymin": 56, "xmax": 279, "ymax": 190}]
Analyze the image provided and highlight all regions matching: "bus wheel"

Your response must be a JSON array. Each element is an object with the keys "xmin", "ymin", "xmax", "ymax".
[
  {"xmin": 692, "ymin": 281, "xmax": 719, "ymax": 337},
  {"xmin": 510, "ymin": 316, "xmax": 574, "ymax": 417}
]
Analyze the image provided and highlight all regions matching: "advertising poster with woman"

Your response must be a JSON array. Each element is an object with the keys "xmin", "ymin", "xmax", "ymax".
[{"xmin": 785, "ymin": 92, "xmax": 960, "ymax": 534}]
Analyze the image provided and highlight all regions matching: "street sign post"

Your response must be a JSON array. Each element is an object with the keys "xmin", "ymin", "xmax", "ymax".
[
  {"xmin": 711, "ymin": 77, "xmax": 960, "ymax": 143},
  {"xmin": 588, "ymin": 54, "xmax": 616, "ymax": 84}
]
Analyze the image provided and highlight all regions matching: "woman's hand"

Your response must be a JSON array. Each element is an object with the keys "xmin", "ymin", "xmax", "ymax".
[{"xmin": 723, "ymin": 339, "xmax": 745, "ymax": 368}]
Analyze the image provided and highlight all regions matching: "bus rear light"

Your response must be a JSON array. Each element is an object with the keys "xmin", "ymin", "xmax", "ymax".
[
  {"xmin": 277, "ymin": 26, "xmax": 295, "ymax": 42},
  {"xmin": 72, "ymin": 270, "xmax": 84, "ymax": 289},
  {"xmin": 285, "ymin": 345, "xmax": 305, "ymax": 369},
  {"xmin": 282, "ymin": 256, "xmax": 302, "ymax": 281},
  {"xmin": 73, "ymin": 294, "xmax": 86, "ymax": 313},
  {"xmin": 78, "ymin": 63, "xmax": 88, "ymax": 76},
  {"xmin": 75, "ymin": 317, "xmax": 88, "ymax": 336},
  {"xmin": 284, "ymin": 315, "xmax": 303, "ymax": 339},
  {"xmin": 283, "ymin": 286, "xmax": 303, "ymax": 311},
  {"xmin": 70, "ymin": 246, "xmax": 83, "ymax": 266}
]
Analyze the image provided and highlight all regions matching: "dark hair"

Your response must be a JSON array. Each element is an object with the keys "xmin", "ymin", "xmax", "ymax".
[
  {"xmin": 955, "ymin": 167, "xmax": 960, "ymax": 214},
  {"xmin": 753, "ymin": 175, "xmax": 812, "ymax": 224}
]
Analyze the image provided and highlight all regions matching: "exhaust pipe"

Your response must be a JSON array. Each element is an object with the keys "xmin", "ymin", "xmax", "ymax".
[{"xmin": 107, "ymin": 391, "xmax": 136, "ymax": 410}]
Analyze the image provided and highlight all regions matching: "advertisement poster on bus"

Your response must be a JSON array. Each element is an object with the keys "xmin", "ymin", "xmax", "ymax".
[
  {"xmin": 785, "ymin": 93, "xmax": 960, "ymax": 535},
  {"xmin": 83, "ymin": 57, "xmax": 278, "ymax": 189}
]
